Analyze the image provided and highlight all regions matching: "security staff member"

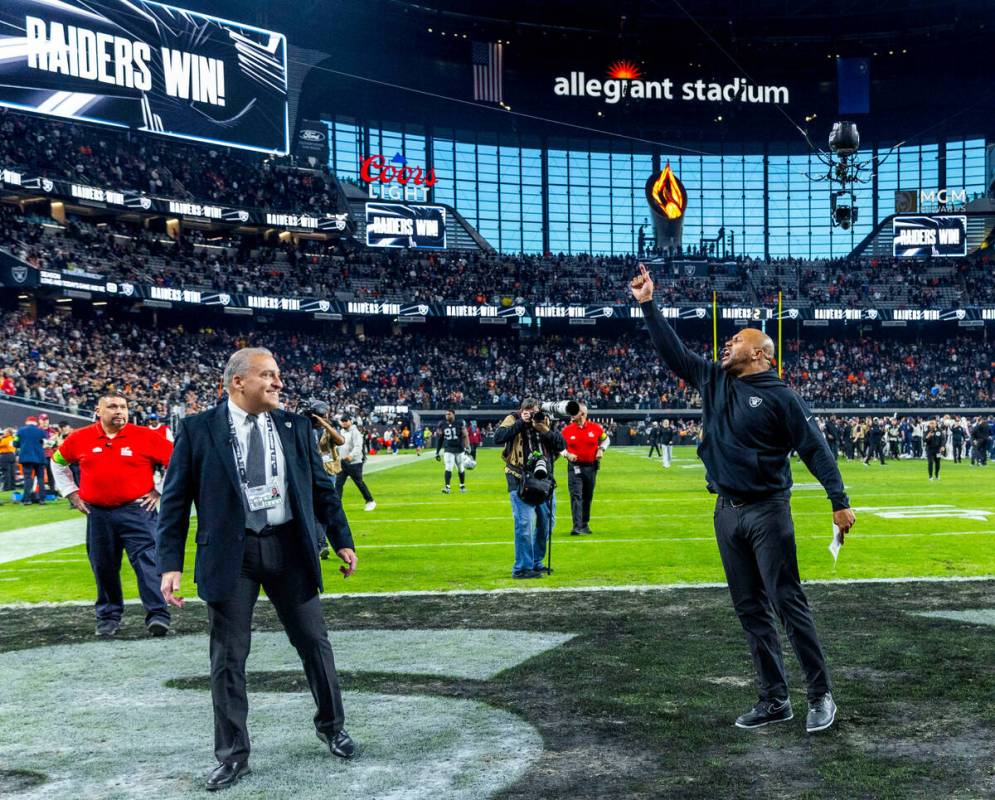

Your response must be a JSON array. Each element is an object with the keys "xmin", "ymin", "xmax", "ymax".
[
  {"xmin": 924, "ymin": 420, "xmax": 945, "ymax": 480},
  {"xmin": 157, "ymin": 347, "xmax": 358, "ymax": 791},
  {"xmin": 337, "ymin": 413, "xmax": 376, "ymax": 510},
  {"xmin": 0, "ymin": 427, "xmax": 15, "ymax": 492},
  {"xmin": 51, "ymin": 394, "xmax": 173, "ymax": 637},
  {"xmin": 659, "ymin": 419, "xmax": 675, "ymax": 467},
  {"xmin": 435, "ymin": 409, "xmax": 470, "ymax": 494},
  {"xmin": 631, "ymin": 264, "xmax": 855, "ymax": 735},
  {"xmin": 561, "ymin": 403, "xmax": 609, "ymax": 536}
]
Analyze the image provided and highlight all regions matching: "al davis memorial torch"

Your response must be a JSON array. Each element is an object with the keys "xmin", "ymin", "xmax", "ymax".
[{"xmin": 644, "ymin": 162, "xmax": 687, "ymax": 254}]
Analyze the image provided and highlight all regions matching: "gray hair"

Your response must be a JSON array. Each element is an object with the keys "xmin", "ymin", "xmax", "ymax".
[{"xmin": 223, "ymin": 347, "xmax": 274, "ymax": 390}]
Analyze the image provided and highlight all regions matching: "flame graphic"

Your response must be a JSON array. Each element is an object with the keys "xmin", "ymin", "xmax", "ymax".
[
  {"xmin": 607, "ymin": 60, "xmax": 641, "ymax": 80},
  {"xmin": 651, "ymin": 162, "xmax": 685, "ymax": 220}
]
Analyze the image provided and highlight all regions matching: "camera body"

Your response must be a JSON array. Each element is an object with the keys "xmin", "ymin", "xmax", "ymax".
[{"xmin": 301, "ymin": 399, "xmax": 330, "ymax": 420}]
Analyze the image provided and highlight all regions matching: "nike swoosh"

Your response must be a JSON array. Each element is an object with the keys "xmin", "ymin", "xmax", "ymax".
[{"xmin": 805, "ymin": 416, "xmax": 813, "ymax": 423}]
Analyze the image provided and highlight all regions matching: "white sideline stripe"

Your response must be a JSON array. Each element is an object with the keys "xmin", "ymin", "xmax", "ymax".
[
  {"xmin": 356, "ymin": 454, "xmax": 424, "ymax": 474},
  {"xmin": 1, "ymin": 575, "xmax": 993, "ymax": 610},
  {"xmin": 0, "ymin": 517, "xmax": 86, "ymax": 564},
  {"xmin": 0, "ymin": 456, "xmax": 424, "ymax": 563},
  {"xmin": 2, "ymin": 528, "xmax": 994, "ymax": 569}
]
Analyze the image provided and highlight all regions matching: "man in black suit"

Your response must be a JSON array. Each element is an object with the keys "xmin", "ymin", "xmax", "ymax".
[{"xmin": 157, "ymin": 347, "xmax": 358, "ymax": 792}]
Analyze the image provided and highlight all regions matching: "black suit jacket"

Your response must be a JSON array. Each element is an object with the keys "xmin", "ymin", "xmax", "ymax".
[{"xmin": 156, "ymin": 404, "xmax": 354, "ymax": 603}]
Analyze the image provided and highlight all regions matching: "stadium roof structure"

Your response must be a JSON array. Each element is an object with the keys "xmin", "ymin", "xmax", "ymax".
[{"xmin": 257, "ymin": 0, "xmax": 995, "ymax": 145}]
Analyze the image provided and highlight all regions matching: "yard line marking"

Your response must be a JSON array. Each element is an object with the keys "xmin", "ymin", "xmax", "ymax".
[
  {"xmin": 0, "ymin": 518, "xmax": 86, "ymax": 564},
  {"xmin": 2, "ymin": 575, "xmax": 992, "ymax": 609}
]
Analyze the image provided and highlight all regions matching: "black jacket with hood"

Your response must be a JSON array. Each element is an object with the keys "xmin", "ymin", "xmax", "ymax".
[{"xmin": 640, "ymin": 300, "xmax": 849, "ymax": 510}]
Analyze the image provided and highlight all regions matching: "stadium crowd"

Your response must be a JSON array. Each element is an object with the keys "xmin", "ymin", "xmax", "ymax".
[
  {"xmin": 0, "ymin": 109, "xmax": 339, "ymax": 214},
  {"xmin": 3, "ymin": 206, "xmax": 995, "ymax": 308},
  {"xmin": 1, "ymin": 312, "xmax": 991, "ymax": 419}
]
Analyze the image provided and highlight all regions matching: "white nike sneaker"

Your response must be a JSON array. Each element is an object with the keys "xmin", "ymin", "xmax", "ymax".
[{"xmin": 364, "ymin": 501, "xmax": 376, "ymax": 511}]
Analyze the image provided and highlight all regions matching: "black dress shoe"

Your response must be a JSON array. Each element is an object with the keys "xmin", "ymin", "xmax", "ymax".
[
  {"xmin": 205, "ymin": 761, "xmax": 251, "ymax": 791},
  {"xmin": 147, "ymin": 620, "xmax": 170, "ymax": 637},
  {"xmin": 95, "ymin": 621, "xmax": 120, "ymax": 638},
  {"xmin": 735, "ymin": 698, "xmax": 793, "ymax": 729},
  {"xmin": 317, "ymin": 729, "xmax": 355, "ymax": 759}
]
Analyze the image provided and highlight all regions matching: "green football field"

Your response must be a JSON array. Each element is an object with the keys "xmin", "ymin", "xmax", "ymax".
[
  {"xmin": 2, "ymin": 446, "xmax": 995, "ymax": 799},
  {"xmin": 1, "ymin": 446, "xmax": 992, "ymax": 604}
]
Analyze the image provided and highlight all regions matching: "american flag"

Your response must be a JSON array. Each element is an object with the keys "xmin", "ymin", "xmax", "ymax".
[{"xmin": 472, "ymin": 41, "xmax": 503, "ymax": 103}]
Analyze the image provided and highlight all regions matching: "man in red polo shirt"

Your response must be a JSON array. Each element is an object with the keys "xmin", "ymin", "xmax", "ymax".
[
  {"xmin": 560, "ymin": 402, "xmax": 610, "ymax": 536},
  {"xmin": 51, "ymin": 392, "xmax": 174, "ymax": 637}
]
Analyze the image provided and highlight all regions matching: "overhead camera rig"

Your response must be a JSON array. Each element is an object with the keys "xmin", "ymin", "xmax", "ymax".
[{"xmin": 803, "ymin": 121, "xmax": 903, "ymax": 230}]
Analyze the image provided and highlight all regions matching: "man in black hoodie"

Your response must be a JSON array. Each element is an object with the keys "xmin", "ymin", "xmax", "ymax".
[{"xmin": 630, "ymin": 264, "xmax": 856, "ymax": 735}]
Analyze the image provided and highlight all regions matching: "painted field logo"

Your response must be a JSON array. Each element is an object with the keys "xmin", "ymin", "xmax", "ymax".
[
  {"xmin": 856, "ymin": 504, "xmax": 991, "ymax": 521},
  {"xmin": 0, "ymin": 629, "xmax": 573, "ymax": 800}
]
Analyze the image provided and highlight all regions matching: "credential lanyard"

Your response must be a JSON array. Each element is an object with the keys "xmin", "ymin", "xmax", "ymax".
[{"xmin": 227, "ymin": 410, "xmax": 278, "ymax": 485}]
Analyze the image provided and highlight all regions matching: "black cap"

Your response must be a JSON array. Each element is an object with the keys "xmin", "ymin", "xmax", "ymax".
[{"xmin": 339, "ymin": 412, "xmax": 352, "ymax": 421}]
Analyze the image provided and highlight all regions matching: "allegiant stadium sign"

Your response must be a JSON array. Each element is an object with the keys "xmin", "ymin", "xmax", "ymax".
[{"xmin": 553, "ymin": 70, "xmax": 789, "ymax": 105}]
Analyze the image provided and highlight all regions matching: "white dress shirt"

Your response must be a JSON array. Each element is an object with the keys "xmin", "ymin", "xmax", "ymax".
[{"xmin": 227, "ymin": 399, "xmax": 292, "ymax": 525}]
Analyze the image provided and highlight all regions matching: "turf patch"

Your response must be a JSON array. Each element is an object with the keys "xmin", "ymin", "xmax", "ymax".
[
  {"xmin": 0, "ymin": 630, "xmax": 566, "ymax": 799},
  {"xmin": 3, "ymin": 580, "xmax": 994, "ymax": 799}
]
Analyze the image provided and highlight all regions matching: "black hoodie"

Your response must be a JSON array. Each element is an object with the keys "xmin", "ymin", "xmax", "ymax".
[{"xmin": 640, "ymin": 301, "xmax": 849, "ymax": 510}]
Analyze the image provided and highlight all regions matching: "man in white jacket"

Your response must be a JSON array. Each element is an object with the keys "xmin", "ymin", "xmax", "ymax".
[{"xmin": 336, "ymin": 414, "xmax": 375, "ymax": 511}]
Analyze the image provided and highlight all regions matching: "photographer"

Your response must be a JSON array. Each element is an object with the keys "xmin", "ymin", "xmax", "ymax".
[
  {"xmin": 561, "ymin": 402, "xmax": 609, "ymax": 536},
  {"xmin": 494, "ymin": 397, "xmax": 566, "ymax": 579},
  {"xmin": 306, "ymin": 401, "xmax": 347, "ymax": 558}
]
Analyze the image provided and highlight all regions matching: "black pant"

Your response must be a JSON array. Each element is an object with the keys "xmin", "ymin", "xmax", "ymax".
[
  {"xmin": 0, "ymin": 454, "xmax": 14, "ymax": 491},
  {"xmin": 863, "ymin": 442, "xmax": 885, "ymax": 465},
  {"xmin": 926, "ymin": 451, "xmax": 942, "ymax": 478},
  {"xmin": 335, "ymin": 461, "xmax": 373, "ymax": 503},
  {"xmin": 19, "ymin": 461, "xmax": 45, "ymax": 502},
  {"xmin": 567, "ymin": 463, "xmax": 598, "ymax": 532},
  {"xmin": 207, "ymin": 524, "xmax": 345, "ymax": 764},
  {"xmin": 975, "ymin": 443, "xmax": 989, "ymax": 466},
  {"xmin": 45, "ymin": 459, "xmax": 56, "ymax": 493},
  {"xmin": 714, "ymin": 496, "xmax": 831, "ymax": 703},
  {"xmin": 827, "ymin": 440, "xmax": 839, "ymax": 461},
  {"xmin": 953, "ymin": 442, "xmax": 962, "ymax": 462},
  {"xmin": 913, "ymin": 438, "xmax": 923, "ymax": 459},
  {"xmin": 87, "ymin": 502, "xmax": 169, "ymax": 625},
  {"xmin": 647, "ymin": 443, "xmax": 661, "ymax": 457}
]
